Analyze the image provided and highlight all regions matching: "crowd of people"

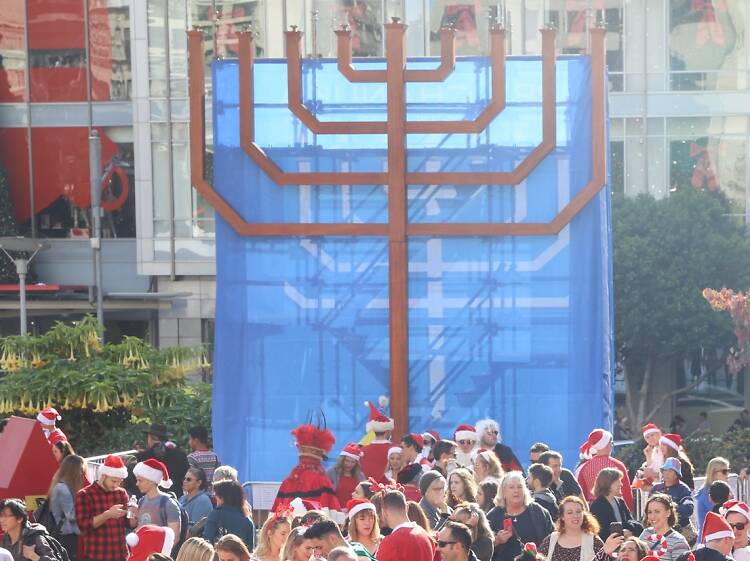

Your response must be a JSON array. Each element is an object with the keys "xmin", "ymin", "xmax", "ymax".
[{"xmin": 1, "ymin": 404, "xmax": 749, "ymax": 561}]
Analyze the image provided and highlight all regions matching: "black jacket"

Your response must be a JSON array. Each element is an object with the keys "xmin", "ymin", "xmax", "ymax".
[
  {"xmin": 487, "ymin": 503, "xmax": 554, "ymax": 561},
  {"xmin": 549, "ymin": 468, "xmax": 584, "ymax": 501},
  {"xmin": 589, "ymin": 495, "xmax": 643, "ymax": 541},
  {"xmin": 493, "ymin": 444, "xmax": 524, "ymax": 474},
  {"xmin": 677, "ymin": 546, "xmax": 731, "ymax": 561}
]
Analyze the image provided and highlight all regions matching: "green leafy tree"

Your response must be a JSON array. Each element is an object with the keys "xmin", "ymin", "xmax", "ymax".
[{"xmin": 614, "ymin": 189, "xmax": 750, "ymax": 428}]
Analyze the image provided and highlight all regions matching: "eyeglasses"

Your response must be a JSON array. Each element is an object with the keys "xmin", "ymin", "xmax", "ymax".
[
  {"xmin": 486, "ymin": 430, "xmax": 499, "ymax": 435},
  {"xmin": 731, "ymin": 523, "xmax": 747, "ymax": 531},
  {"xmin": 437, "ymin": 541, "xmax": 458, "ymax": 548},
  {"xmin": 458, "ymin": 440, "xmax": 474, "ymax": 445}
]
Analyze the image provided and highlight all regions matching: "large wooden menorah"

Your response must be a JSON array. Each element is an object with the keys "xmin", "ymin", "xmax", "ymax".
[{"xmin": 188, "ymin": 21, "xmax": 607, "ymax": 435}]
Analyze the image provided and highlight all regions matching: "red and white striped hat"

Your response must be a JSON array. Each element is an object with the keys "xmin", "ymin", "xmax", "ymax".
[
  {"xmin": 37, "ymin": 407, "xmax": 61, "ymax": 424},
  {"xmin": 580, "ymin": 429, "xmax": 613, "ymax": 458},
  {"xmin": 454, "ymin": 424, "xmax": 478, "ymax": 442},
  {"xmin": 641, "ymin": 423, "xmax": 660, "ymax": 437},
  {"xmin": 340, "ymin": 442, "xmax": 363, "ymax": 461},
  {"xmin": 659, "ymin": 433, "xmax": 682, "ymax": 453},
  {"xmin": 347, "ymin": 499, "xmax": 375, "ymax": 518},
  {"xmin": 724, "ymin": 500, "xmax": 750, "ymax": 522},
  {"xmin": 133, "ymin": 459, "xmax": 172, "ymax": 488},
  {"xmin": 702, "ymin": 511, "xmax": 734, "ymax": 543}
]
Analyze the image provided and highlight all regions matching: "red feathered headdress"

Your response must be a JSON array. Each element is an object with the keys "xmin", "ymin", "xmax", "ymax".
[{"xmin": 292, "ymin": 424, "xmax": 336, "ymax": 459}]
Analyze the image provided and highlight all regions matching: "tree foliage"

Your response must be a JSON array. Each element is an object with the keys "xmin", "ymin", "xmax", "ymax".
[
  {"xmin": 614, "ymin": 190, "xmax": 750, "ymax": 426},
  {"xmin": 0, "ymin": 316, "xmax": 212, "ymax": 455}
]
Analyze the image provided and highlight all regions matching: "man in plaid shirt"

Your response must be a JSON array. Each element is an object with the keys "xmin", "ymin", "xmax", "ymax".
[{"xmin": 75, "ymin": 455, "xmax": 132, "ymax": 561}]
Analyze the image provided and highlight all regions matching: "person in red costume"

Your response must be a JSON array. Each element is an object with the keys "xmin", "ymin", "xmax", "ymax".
[
  {"xmin": 37, "ymin": 407, "xmax": 68, "ymax": 445},
  {"xmin": 377, "ymin": 488, "xmax": 436, "ymax": 561},
  {"xmin": 326, "ymin": 443, "xmax": 366, "ymax": 510},
  {"xmin": 272, "ymin": 423, "xmax": 341, "ymax": 513},
  {"xmin": 360, "ymin": 401, "xmax": 395, "ymax": 480}
]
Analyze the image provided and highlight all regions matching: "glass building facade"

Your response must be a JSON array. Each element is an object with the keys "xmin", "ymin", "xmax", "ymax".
[{"xmin": 0, "ymin": 0, "xmax": 748, "ymax": 343}]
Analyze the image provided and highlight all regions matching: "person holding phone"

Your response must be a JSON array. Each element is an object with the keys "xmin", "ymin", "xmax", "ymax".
[
  {"xmin": 539, "ymin": 496, "xmax": 623, "ymax": 561},
  {"xmin": 487, "ymin": 472, "xmax": 554, "ymax": 561},
  {"xmin": 589, "ymin": 468, "xmax": 643, "ymax": 542}
]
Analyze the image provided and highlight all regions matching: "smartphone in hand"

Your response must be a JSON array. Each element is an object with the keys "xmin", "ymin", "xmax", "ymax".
[{"xmin": 503, "ymin": 517, "xmax": 513, "ymax": 532}]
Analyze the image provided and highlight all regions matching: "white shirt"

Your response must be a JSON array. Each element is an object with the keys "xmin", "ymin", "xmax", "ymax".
[
  {"xmin": 391, "ymin": 521, "xmax": 416, "ymax": 533},
  {"xmin": 0, "ymin": 547, "xmax": 13, "ymax": 561},
  {"xmin": 734, "ymin": 546, "xmax": 750, "ymax": 561}
]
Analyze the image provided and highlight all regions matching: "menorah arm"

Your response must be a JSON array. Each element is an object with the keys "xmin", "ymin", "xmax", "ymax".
[
  {"xmin": 235, "ymin": 31, "xmax": 387, "ymax": 185},
  {"xmin": 335, "ymin": 29, "xmax": 387, "ymax": 83},
  {"xmin": 406, "ymin": 27, "xmax": 608, "ymax": 235},
  {"xmin": 282, "ymin": 30, "xmax": 386, "ymax": 135},
  {"xmin": 403, "ymin": 28, "xmax": 455, "ymax": 82},
  {"xmin": 406, "ymin": 27, "xmax": 556, "ymax": 184}
]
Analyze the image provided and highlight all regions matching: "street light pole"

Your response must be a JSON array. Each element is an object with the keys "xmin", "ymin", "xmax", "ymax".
[
  {"xmin": 89, "ymin": 130, "xmax": 104, "ymax": 330},
  {"xmin": 16, "ymin": 258, "xmax": 27, "ymax": 334},
  {"xmin": 0, "ymin": 239, "xmax": 47, "ymax": 335}
]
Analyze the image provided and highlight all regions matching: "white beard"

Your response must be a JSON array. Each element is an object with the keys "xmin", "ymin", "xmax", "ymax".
[{"xmin": 456, "ymin": 448, "xmax": 476, "ymax": 468}]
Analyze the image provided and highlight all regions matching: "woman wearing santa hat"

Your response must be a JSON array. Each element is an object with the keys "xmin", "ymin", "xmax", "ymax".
[
  {"xmin": 638, "ymin": 494, "xmax": 690, "ymax": 561},
  {"xmin": 658, "ymin": 434, "xmax": 695, "ymax": 489},
  {"xmin": 383, "ymin": 447, "xmax": 403, "ymax": 482},
  {"xmin": 326, "ymin": 443, "xmax": 366, "ymax": 509},
  {"xmin": 346, "ymin": 499, "xmax": 381, "ymax": 557}
]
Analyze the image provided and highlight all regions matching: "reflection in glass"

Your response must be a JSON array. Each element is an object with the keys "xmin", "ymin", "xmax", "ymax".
[
  {"xmin": 669, "ymin": 117, "xmax": 747, "ymax": 217},
  {"xmin": 669, "ymin": 0, "xmax": 747, "ymax": 90},
  {"xmin": 313, "ymin": 0, "xmax": 383, "ymax": 57},
  {"xmin": 0, "ymin": 0, "xmax": 27, "ymax": 102},
  {"xmin": 429, "ymin": 0, "xmax": 491, "ymax": 56},
  {"xmin": 90, "ymin": 0, "xmax": 132, "ymax": 100},
  {"xmin": 0, "ymin": 128, "xmax": 31, "ymax": 232}
]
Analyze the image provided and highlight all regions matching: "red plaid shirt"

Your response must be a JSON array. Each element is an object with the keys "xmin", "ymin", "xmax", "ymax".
[
  {"xmin": 75, "ymin": 482, "xmax": 130, "ymax": 561},
  {"xmin": 577, "ymin": 454, "xmax": 634, "ymax": 511}
]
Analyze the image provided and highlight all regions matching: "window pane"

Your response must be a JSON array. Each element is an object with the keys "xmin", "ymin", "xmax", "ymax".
[
  {"xmin": 152, "ymin": 142, "xmax": 171, "ymax": 227},
  {"xmin": 429, "ymin": 0, "xmax": 493, "ymax": 56},
  {"xmin": 28, "ymin": 0, "xmax": 87, "ymax": 102},
  {"xmin": 669, "ymin": 0, "xmax": 748, "ymax": 91},
  {"xmin": 668, "ymin": 116, "xmax": 748, "ymax": 216},
  {"xmin": 148, "ymin": 0, "xmax": 167, "ymax": 97},
  {"xmin": 0, "ymin": 128, "xmax": 31, "ymax": 231},
  {"xmin": 89, "ymin": 0, "xmax": 132, "ymax": 100},
  {"xmin": 0, "ymin": 0, "xmax": 27, "ymax": 101},
  {"xmin": 30, "ymin": 127, "xmax": 134, "ymax": 238},
  {"xmin": 314, "ymin": 0, "xmax": 383, "ymax": 57}
]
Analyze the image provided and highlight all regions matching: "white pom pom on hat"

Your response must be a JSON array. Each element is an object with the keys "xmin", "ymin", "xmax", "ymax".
[{"xmin": 126, "ymin": 533, "xmax": 140, "ymax": 548}]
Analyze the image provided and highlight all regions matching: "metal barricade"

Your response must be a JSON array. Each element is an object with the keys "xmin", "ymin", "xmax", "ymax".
[{"xmin": 83, "ymin": 450, "xmax": 137, "ymax": 482}]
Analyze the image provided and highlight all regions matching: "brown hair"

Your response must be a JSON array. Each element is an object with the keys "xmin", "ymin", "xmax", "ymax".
[
  {"xmin": 217, "ymin": 534, "xmax": 251, "ymax": 561},
  {"xmin": 644, "ymin": 494, "xmax": 677, "ymax": 528},
  {"xmin": 557, "ymin": 496, "xmax": 600, "ymax": 535},
  {"xmin": 452, "ymin": 502, "xmax": 493, "ymax": 543},
  {"xmin": 381, "ymin": 489, "xmax": 407, "ymax": 512},
  {"xmin": 620, "ymin": 537, "xmax": 649, "ymax": 561},
  {"xmin": 594, "ymin": 468, "xmax": 623, "ymax": 498},
  {"xmin": 48, "ymin": 455, "xmax": 86, "ymax": 501},
  {"xmin": 53, "ymin": 441, "xmax": 75, "ymax": 460},
  {"xmin": 448, "ymin": 468, "xmax": 478, "ymax": 507},
  {"xmin": 347, "ymin": 506, "xmax": 380, "ymax": 543},
  {"xmin": 407, "ymin": 501, "xmax": 430, "ymax": 531}
]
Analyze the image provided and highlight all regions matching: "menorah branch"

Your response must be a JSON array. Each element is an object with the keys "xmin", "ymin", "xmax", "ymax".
[
  {"xmin": 403, "ymin": 27, "xmax": 456, "ymax": 82},
  {"xmin": 335, "ymin": 28, "xmax": 387, "ymax": 83}
]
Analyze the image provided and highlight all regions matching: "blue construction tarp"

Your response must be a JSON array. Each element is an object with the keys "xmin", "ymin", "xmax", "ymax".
[{"xmin": 211, "ymin": 52, "xmax": 613, "ymax": 481}]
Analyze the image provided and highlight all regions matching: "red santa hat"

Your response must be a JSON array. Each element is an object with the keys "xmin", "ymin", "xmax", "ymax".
[
  {"xmin": 702, "ymin": 511, "xmax": 734, "ymax": 543},
  {"xmin": 365, "ymin": 400, "xmax": 394, "ymax": 433},
  {"xmin": 126, "ymin": 524, "xmax": 175, "ymax": 561},
  {"xmin": 408, "ymin": 433, "xmax": 425, "ymax": 449},
  {"xmin": 723, "ymin": 500, "xmax": 750, "ymax": 522},
  {"xmin": 133, "ymin": 458, "xmax": 173, "ymax": 488},
  {"xmin": 347, "ymin": 499, "xmax": 375, "ymax": 518},
  {"xmin": 99, "ymin": 454, "xmax": 128, "ymax": 479},
  {"xmin": 641, "ymin": 423, "xmax": 660, "ymax": 437},
  {"xmin": 289, "ymin": 497, "xmax": 323, "ymax": 517},
  {"xmin": 454, "ymin": 424, "xmax": 478, "ymax": 442},
  {"xmin": 659, "ymin": 433, "xmax": 682, "ymax": 453},
  {"xmin": 48, "ymin": 430, "xmax": 67, "ymax": 446},
  {"xmin": 579, "ymin": 429, "xmax": 613, "ymax": 458},
  {"xmin": 37, "ymin": 407, "xmax": 61, "ymax": 424},
  {"xmin": 421, "ymin": 431, "xmax": 440, "ymax": 444},
  {"xmin": 340, "ymin": 442, "xmax": 363, "ymax": 461}
]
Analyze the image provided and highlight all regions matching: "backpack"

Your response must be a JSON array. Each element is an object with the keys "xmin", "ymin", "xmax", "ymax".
[
  {"xmin": 32, "ymin": 498, "xmax": 62, "ymax": 537},
  {"xmin": 23, "ymin": 524, "xmax": 70, "ymax": 561},
  {"xmin": 139, "ymin": 493, "xmax": 189, "ymax": 554}
]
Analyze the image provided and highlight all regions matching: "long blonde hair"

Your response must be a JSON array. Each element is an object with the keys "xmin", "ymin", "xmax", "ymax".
[
  {"xmin": 347, "ymin": 507, "xmax": 380, "ymax": 543},
  {"xmin": 281, "ymin": 527, "xmax": 307, "ymax": 561},
  {"xmin": 253, "ymin": 514, "xmax": 291, "ymax": 561},
  {"xmin": 48, "ymin": 455, "xmax": 86, "ymax": 502},
  {"xmin": 494, "ymin": 472, "xmax": 532, "ymax": 509},
  {"xmin": 702, "ymin": 457, "xmax": 730, "ymax": 489},
  {"xmin": 175, "ymin": 538, "xmax": 215, "ymax": 561}
]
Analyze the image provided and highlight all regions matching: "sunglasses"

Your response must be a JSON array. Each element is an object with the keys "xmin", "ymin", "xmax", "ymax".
[
  {"xmin": 458, "ymin": 440, "xmax": 474, "ymax": 445},
  {"xmin": 486, "ymin": 430, "xmax": 499, "ymax": 435},
  {"xmin": 437, "ymin": 541, "xmax": 457, "ymax": 548},
  {"xmin": 731, "ymin": 523, "xmax": 747, "ymax": 531}
]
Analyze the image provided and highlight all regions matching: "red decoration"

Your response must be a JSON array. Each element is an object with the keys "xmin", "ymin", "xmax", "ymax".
[
  {"xmin": 691, "ymin": 0, "xmax": 728, "ymax": 48},
  {"xmin": 690, "ymin": 142, "xmax": 720, "ymax": 191}
]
